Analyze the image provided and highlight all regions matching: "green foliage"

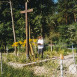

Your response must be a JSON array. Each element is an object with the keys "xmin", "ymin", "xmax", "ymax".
[
  {"xmin": 0, "ymin": 0, "xmax": 77, "ymax": 54},
  {"xmin": 75, "ymin": 57, "xmax": 77, "ymax": 64},
  {"xmin": 44, "ymin": 50, "xmax": 59, "ymax": 58},
  {"xmin": 57, "ymin": 49, "xmax": 68, "ymax": 56},
  {"xmin": 6, "ymin": 53, "xmax": 27, "ymax": 63},
  {"xmin": 0, "ymin": 63, "xmax": 37, "ymax": 77},
  {"xmin": 57, "ymin": 0, "xmax": 76, "ymax": 24}
]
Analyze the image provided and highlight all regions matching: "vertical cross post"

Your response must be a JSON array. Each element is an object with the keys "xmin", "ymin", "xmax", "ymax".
[
  {"xmin": 20, "ymin": 2, "xmax": 33, "ymax": 59},
  {"xmin": 25, "ymin": 2, "xmax": 29, "ymax": 59}
]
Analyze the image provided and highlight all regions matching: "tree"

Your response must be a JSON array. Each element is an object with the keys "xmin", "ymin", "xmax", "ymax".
[
  {"xmin": 28, "ymin": 0, "xmax": 55, "ymax": 37},
  {"xmin": 57, "ymin": 0, "xmax": 76, "ymax": 24}
]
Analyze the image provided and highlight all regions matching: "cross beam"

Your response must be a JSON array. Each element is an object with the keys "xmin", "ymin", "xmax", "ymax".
[
  {"xmin": 20, "ymin": 2, "xmax": 33, "ymax": 59},
  {"xmin": 20, "ymin": 9, "xmax": 33, "ymax": 13}
]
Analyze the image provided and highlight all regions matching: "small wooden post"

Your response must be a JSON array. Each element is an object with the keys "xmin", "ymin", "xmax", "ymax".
[
  {"xmin": 60, "ymin": 54, "xmax": 64, "ymax": 77},
  {"xmin": 29, "ymin": 23, "xmax": 31, "ymax": 39},
  {"xmin": 72, "ymin": 44, "xmax": 75, "ymax": 65},
  {"xmin": 6, "ymin": 46, "xmax": 9, "ymax": 55}
]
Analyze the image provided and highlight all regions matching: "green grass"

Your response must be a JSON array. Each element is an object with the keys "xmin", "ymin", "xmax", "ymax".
[
  {"xmin": 0, "ymin": 63, "xmax": 38, "ymax": 77},
  {"xmin": 0, "ymin": 61, "xmax": 59, "ymax": 77},
  {"xmin": 5, "ymin": 48, "xmax": 70, "ymax": 63}
]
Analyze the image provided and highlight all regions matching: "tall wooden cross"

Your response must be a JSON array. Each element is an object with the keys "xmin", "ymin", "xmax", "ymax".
[{"xmin": 20, "ymin": 2, "xmax": 33, "ymax": 59}]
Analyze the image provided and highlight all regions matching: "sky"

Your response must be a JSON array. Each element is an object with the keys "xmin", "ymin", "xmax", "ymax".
[{"xmin": 54, "ymin": 0, "xmax": 58, "ymax": 3}]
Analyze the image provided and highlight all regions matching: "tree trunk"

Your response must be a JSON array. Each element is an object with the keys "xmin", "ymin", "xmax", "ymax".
[
  {"xmin": 65, "ymin": 15, "xmax": 67, "ymax": 24},
  {"xmin": 4, "ymin": 44, "xmax": 6, "ymax": 53},
  {"xmin": 10, "ymin": 0, "xmax": 17, "ymax": 56},
  {"xmin": 74, "ymin": 13, "xmax": 77, "ymax": 22}
]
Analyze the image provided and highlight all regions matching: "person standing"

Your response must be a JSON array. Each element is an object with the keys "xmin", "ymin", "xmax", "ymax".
[{"xmin": 37, "ymin": 36, "xmax": 44, "ymax": 58}]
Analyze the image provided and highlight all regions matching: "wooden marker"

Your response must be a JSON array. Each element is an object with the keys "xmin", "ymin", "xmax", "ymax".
[{"xmin": 60, "ymin": 54, "xmax": 64, "ymax": 60}]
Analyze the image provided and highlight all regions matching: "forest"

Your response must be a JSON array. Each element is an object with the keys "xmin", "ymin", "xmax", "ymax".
[{"xmin": 0, "ymin": 0, "xmax": 77, "ymax": 51}]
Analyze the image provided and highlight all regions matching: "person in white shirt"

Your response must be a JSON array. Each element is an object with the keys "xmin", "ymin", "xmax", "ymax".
[{"xmin": 37, "ymin": 36, "xmax": 44, "ymax": 58}]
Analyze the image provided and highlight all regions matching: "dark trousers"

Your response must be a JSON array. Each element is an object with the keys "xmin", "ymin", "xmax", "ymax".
[{"xmin": 38, "ymin": 48, "xmax": 43, "ymax": 58}]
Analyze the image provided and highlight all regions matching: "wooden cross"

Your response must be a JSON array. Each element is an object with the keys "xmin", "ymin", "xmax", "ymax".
[{"xmin": 20, "ymin": 2, "xmax": 33, "ymax": 59}]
